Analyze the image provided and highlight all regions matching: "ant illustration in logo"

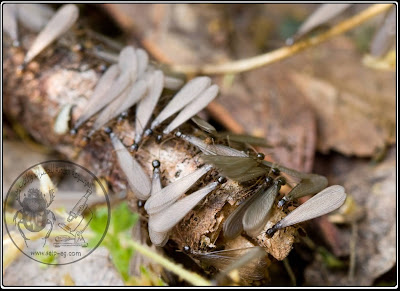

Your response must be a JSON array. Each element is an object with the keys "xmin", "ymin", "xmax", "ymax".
[
  {"xmin": 13, "ymin": 188, "xmax": 56, "ymax": 247},
  {"xmin": 55, "ymin": 189, "xmax": 93, "ymax": 247}
]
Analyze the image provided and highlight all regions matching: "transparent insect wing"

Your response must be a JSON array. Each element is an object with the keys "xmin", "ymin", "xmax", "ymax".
[
  {"xmin": 288, "ymin": 4, "xmax": 352, "ymax": 44},
  {"xmin": 179, "ymin": 133, "xmax": 248, "ymax": 157},
  {"xmin": 24, "ymin": 4, "xmax": 79, "ymax": 63},
  {"xmin": 191, "ymin": 116, "xmax": 218, "ymax": 135},
  {"xmin": 90, "ymin": 80, "xmax": 147, "ymax": 135},
  {"xmin": 370, "ymin": 7, "xmax": 396, "ymax": 57},
  {"xmin": 74, "ymin": 64, "xmax": 120, "ymax": 129},
  {"xmin": 192, "ymin": 247, "xmax": 267, "ymax": 282},
  {"xmin": 202, "ymin": 155, "xmax": 267, "ymax": 181},
  {"xmin": 270, "ymin": 185, "xmax": 346, "ymax": 236},
  {"xmin": 136, "ymin": 48, "xmax": 149, "ymax": 78},
  {"xmin": 118, "ymin": 46, "xmax": 138, "ymax": 82},
  {"xmin": 163, "ymin": 84, "xmax": 219, "ymax": 135},
  {"xmin": 135, "ymin": 70, "xmax": 164, "ymax": 144},
  {"xmin": 216, "ymin": 132, "xmax": 270, "ymax": 147},
  {"xmin": 150, "ymin": 76, "xmax": 211, "ymax": 130},
  {"xmin": 110, "ymin": 133, "xmax": 151, "ymax": 200},
  {"xmin": 285, "ymin": 174, "xmax": 328, "ymax": 202},
  {"xmin": 223, "ymin": 188, "xmax": 262, "ymax": 240},
  {"xmin": 3, "ymin": 4, "xmax": 18, "ymax": 45},
  {"xmin": 144, "ymin": 165, "xmax": 213, "ymax": 215},
  {"xmin": 149, "ymin": 182, "xmax": 218, "ymax": 233},
  {"xmin": 214, "ymin": 247, "xmax": 267, "ymax": 285},
  {"xmin": 17, "ymin": 4, "xmax": 54, "ymax": 33},
  {"xmin": 242, "ymin": 183, "xmax": 279, "ymax": 237}
]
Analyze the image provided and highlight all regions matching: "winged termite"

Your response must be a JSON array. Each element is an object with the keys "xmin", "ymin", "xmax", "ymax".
[
  {"xmin": 261, "ymin": 161, "xmax": 328, "ymax": 207},
  {"xmin": 266, "ymin": 185, "xmax": 347, "ymax": 238},
  {"xmin": 223, "ymin": 177, "xmax": 283, "ymax": 240},
  {"xmin": 107, "ymin": 129, "xmax": 151, "ymax": 200},
  {"xmin": 242, "ymin": 177, "xmax": 286, "ymax": 237},
  {"xmin": 150, "ymin": 160, "xmax": 162, "ymax": 195},
  {"xmin": 149, "ymin": 181, "xmax": 219, "ymax": 234},
  {"xmin": 73, "ymin": 64, "xmax": 120, "ymax": 131},
  {"xmin": 286, "ymin": 4, "xmax": 352, "ymax": 45},
  {"xmin": 370, "ymin": 6, "xmax": 396, "ymax": 57},
  {"xmin": 149, "ymin": 76, "xmax": 211, "ymax": 131},
  {"xmin": 144, "ymin": 164, "xmax": 213, "ymax": 215},
  {"xmin": 133, "ymin": 70, "xmax": 164, "ymax": 147},
  {"xmin": 213, "ymin": 246, "xmax": 267, "ymax": 285},
  {"xmin": 148, "ymin": 160, "xmax": 170, "ymax": 246},
  {"xmin": 4, "ymin": 4, "xmax": 19, "ymax": 47},
  {"xmin": 24, "ymin": 4, "xmax": 79, "ymax": 64},
  {"xmin": 175, "ymin": 132, "xmax": 248, "ymax": 157},
  {"xmin": 190, "ymin": 247, "xmax": 268, "ymax": 283},
  {"xmin": 163, "ymin": 85, "xmax": 219, "ymax": 135},
  {"xmin": 88, "ymin": 80, "xmax": 147, "ymax": 137}
]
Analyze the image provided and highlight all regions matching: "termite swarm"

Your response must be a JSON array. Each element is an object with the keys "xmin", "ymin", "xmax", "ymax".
[{"xmin": 5, "ymin": 3, "xmax": 349, "ymax": 284}]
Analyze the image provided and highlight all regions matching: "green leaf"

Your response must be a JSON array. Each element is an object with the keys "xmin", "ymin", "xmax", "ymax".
[
  {"xmin": 111, "ymin": 202, "xmax": 138, "ymax": 233},
  {"xmin": 89, "ymin": 206, "xmax": 110, "ymax": 234}
]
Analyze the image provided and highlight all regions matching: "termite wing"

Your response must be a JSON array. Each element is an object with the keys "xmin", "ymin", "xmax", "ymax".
[
  {"xmin": 147, "ymin": 77, "xmax": 219, "ymax": 139},
  {"xmin": 3, "ymin": 4, "xmax": 19, "ymax": 46},
  {"xmin": 213, "ymin": 246, "xmax": 267, "ymax": 285},
  {"xmin": 286, "ymin": 4, "xmax": 352, "ymax": 45},
  {"xmin": 73, "ymin": 46, "xmax": 137, "ymax": 132},
  {"xmin": 191, "ymin": 115, "xmax": 271, "ymax": 147},
  {"xmin": 144, "ymin": 164, "xmax": 213, "ymax": 215},
  {"xmin": 223, "ymin": 177, "xmax": 285, "ymax": 240},
  {"xmin": 370, "ymin": 6, "xmax": 396, "ymax": 57},
  {"xmin": 107, "ymin": 129, "xmax": 151, "ymax": 200},
  {"xmin": 190, "ymin": 247, "xmax": 268, "ymax": 283},
  {"xmin": 24, "ymin": 4, "xmax": 79, "ymax": 64},
  {"xmin": 148, "ymin": 160, "xmax": 170, "ymax": 247},
  {"xmin": 261, "ymin": 161, "xmax": 328, "ymax": 207},
  {"xmin": 147, "ymin": 161, "xmax": 224, "ymax": 246},
  {"xmin": 266, "ymin": 185, "xmax": 347, "ymax": 237},
  {"xmin": 202, "ymin": 155, "xmax": 328, "ymax": 204}
]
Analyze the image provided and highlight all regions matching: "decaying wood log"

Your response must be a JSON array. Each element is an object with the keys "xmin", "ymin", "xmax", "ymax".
[{"xmin": 3, "ymin": 18, "xmax": 296, "ymax": 282}]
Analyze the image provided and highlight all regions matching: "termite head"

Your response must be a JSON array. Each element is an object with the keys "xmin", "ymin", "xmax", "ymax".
[
  {"xmin": 275, "ymin": 177, "xmax": 286, "ymax": 187},
  {"xmin": 183, "ymin": 245, "xmax": 191, "ymax": 253},
  {"xmin": 265, "ymin": 176, "xmax": 273, "ymax": 187},
  {"xmin": 70, "ymin": 128, "xmax": 78, "ymax": 136},
  {"xmin": 156, "ymin": 134, "xmax": 163, "ymax": 144},
  {"xmin": 217, "ymin": 176, "xmax": 227, "ymax": 184},
  {"xmin": 266, "ymin": 226, "xmax": 278, "ymax": 238},
  {"xmin": 137, "ymin": 200, "xmax": 145, "ymax": 208},
  {"xmin": 277, "ymin": 197, "xmax": 288, "ymax": 208},
  {"xmin": 103, "ymin": 127, "xmax": 113, "ymax": 136},
  {"xmin": 152, "ymin": 160, "xmax": 161, "ymax": 169},
  {"xmin": 256, "ymin": 152, "xmax": 265, "ymax": 160},
  {"xmin": 130, "ymin": 143, "xmax": 139, "ymax": 152},
  {"xmin": 271, "ymin": 167, "xmax": 281, "ymax": 176},
  {"xmin": 144, "ymin": 128, "xmax": 153, "ymax": 137}
]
